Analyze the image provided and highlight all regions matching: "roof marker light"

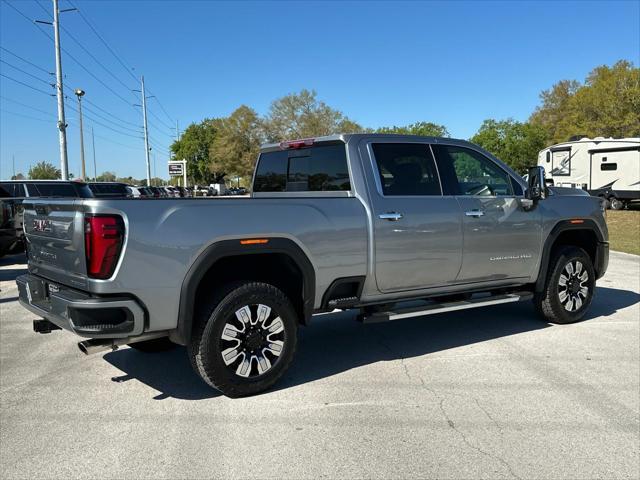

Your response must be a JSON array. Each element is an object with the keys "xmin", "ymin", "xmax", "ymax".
[{"xmin": 240, "ymin": 238, "xmax": 269, "ymax": 245}]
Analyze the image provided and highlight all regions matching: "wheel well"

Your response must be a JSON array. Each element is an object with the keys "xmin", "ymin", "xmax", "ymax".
[
  {"xmin": 193, "ymin": 253, "xmax": 305, "ymax": 325},
  {"xmin": 550, "ymin": 229, "xmax": 598, "ymax": 266}
]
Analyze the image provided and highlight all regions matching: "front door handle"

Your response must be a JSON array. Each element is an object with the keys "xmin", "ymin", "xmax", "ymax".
[
  {"xmin": 379, "ymin": 212, "xmax": 404, "ymax": 221},
  {"xmin": 465, "ymin": 210, "xmax": 485, "ymax": 217}
]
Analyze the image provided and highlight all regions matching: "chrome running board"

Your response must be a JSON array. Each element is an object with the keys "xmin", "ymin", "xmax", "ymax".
[{"xmin": 360, "ymin": 292, "xmax": 533, "ymax": 324}]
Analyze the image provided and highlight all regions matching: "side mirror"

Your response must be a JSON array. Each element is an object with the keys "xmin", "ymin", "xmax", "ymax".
[{"xmin": 526, "ymin": 166, "xmax": 547, "ymax": 201}]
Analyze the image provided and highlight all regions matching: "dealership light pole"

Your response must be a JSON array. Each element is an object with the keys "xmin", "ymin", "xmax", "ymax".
[
  {"xmin": 91, "ymin": 127, "xmax": 97, "ymax": 180},
  {"xmin": 75, "ymin": 88, "xmax": 86, "ymax": 179}
]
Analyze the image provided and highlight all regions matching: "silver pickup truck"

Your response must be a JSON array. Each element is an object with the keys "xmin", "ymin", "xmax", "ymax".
[{"xmin": 16, "ymin": 134, "xmax": 609, "ymax": 397}]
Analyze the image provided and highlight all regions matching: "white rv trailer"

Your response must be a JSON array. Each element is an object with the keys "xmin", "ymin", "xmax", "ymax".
[{"xmin": 538, "ymin": 137, "xmax": 640, "ymax": 209}]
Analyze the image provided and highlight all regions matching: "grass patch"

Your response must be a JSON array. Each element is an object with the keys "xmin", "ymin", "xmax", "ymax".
[{"xmin": 606, "ymin": 209, "xmax": 640, "ymax": 255}]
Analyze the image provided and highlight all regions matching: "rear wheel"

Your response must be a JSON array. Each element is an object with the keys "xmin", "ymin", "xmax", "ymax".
[
  {"xmin": 609, "ymin": 196, "xmax": 625, "ymax": 210},
  {"xmin": 189, "ymin": 281, "xmax": 298, "ymax": 397},
  {"xmin": 534, "ymin": 246, "xmax": 595, "ymax": 324}
]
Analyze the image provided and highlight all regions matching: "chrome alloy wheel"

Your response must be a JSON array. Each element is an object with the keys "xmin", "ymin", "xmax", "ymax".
[
  {"xmin": 219, "ymin": 304, "xmax": 285, "ymax": 378},
  {"xmin": 558, "ymin": 260, "xmax": 589, "ymax": 312}
]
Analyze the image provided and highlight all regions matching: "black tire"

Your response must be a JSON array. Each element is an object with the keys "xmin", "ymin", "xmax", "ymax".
[
  {"xmin": 609, "ymin": 196, "xmax": 625, "ymax": 210},
  {"xmin": 534, "ymin": 246, "xmax": 595, "ymax": 324},
  {"xmin": 188, "ymin": 281, "xmax": 298, "ymax": 397},
  {"xmin": 129, "ymin": 337, "xmax": 176, "ymax": 352}
]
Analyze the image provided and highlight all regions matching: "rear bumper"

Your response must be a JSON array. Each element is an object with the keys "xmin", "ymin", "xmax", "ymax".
[
  {"xmin": 16, "ymin": 274, "xmax": 145, "ymax": 339},
  {"xmin": 595, "ymin": 241, "xmax": 609, "ymax": 280}
]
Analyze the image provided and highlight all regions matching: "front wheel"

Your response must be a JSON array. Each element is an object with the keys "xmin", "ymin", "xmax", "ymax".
[
  {"xmin": 189, "ymin": 282, "xmax": 298, "ymax": 397},
  {"xmin": 534, "ymin": 246, "xmax": 595, "ymax": 324}
]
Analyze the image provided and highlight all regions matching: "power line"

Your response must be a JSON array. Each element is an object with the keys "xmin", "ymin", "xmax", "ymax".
[
  {"xmin": 2, "ymin": 1, "xmax": 56, "ymax": 42},
  {"xmin": 83, "ymin": 98, "xmax": 141, "ymax": 128},
  {"xmin": 34, "ymin": 0, "xmax": 137, "ymax": 95},
  {"xmin": 147, "ymin": 108, "xmax": 175, "ymax": 132},
  {"xmin": 0, "ymin": 108, "xmax": 56, "ymax": 123},
  {"xmin": 149, "ymin": 94, "xmax": 174, "ymax": 124},
  {"xmin": 66, "ymin": 101, "xmax": 142, "ymax": 139},
  {"xmin": 66, "ymin": 0, "xmax": 139, "ymax": 83},
  {"xmin": 72, "ymin": 98, "xmax": 142, "ymax": 133},
  {"xmin": 0, "ymin": 95, "xmax": 56, "ymax": 117},
  {"xmin": 0, "ymin": 72, "xmax": 54, "ymax": 96},
  {"xmin": 0, "ymin": 59, "xmax": 55, "ymax": 86},
  {"xmin": 0, "ymin": 46, "xmax": 52, "ymax": 75}
]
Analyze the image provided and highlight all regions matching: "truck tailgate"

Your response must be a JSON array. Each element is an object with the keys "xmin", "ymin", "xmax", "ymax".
[{"xmin": 23, "ymin": 199, "xmax": 88, "ymax": 290}]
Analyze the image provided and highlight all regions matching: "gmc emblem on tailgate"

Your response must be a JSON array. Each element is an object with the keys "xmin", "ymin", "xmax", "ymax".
[{"xmin": 32, "ymin": 219, "xmax": 52, "ymax": 233}]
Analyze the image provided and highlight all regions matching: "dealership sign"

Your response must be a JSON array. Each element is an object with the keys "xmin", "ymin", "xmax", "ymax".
[{"xmin": 168, "ymin": 162, "xmax": 184, "ymax": 176}]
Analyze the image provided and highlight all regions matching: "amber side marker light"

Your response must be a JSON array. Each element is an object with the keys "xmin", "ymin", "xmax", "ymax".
[
  {"xmin": 240, "ymin": 238, "xmax": 269, "ymax": 245},
  {"xmin": 569, "ymin": 219, "xmax": 585, "ymax": 224}
]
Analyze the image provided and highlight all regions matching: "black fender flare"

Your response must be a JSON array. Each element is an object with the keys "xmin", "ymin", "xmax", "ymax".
[
  {"xmin": 534, "ymin": 219, "xmax": 607, "ymax": 292},
  {"xmin": 172, "ymin": 237, "xmax": 315, "ymax": 345}
]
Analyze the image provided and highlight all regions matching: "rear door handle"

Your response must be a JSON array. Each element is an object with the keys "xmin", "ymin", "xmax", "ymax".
[
  {"xmin": 465, "ymin": 210, "xmax": 485, "ymax": 217},
  {"xmin": 378, "ymin": 212, "xmax": 404, "ymax": 221}
]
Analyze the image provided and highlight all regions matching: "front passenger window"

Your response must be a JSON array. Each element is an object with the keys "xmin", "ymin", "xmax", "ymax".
[{"xmin": 432, "ymin": 145, "xmax": 513, "ymax": 196}]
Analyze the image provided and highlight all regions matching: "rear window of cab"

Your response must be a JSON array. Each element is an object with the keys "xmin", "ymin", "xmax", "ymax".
[{"xmin": 253, "ymin": 144, "xmax": 350, "ymax": 193}]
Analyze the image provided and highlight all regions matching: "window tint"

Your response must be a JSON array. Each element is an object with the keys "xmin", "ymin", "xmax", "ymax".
[
  {"xmin": 254, "ymin": 144, "xmax": 350, "ymax": 192},
  {"xmin": 432, "ymin": 145, "xmax": 513, "ymax": 196},
  {"xmin": 0, "ymin": 183, "xmax": 25, "ymax": 198},
  {"xmin": 371, "ymin": 143, "xmax": 441, "ymax": 196},
  {"xmin": 601, "ymin": 163, "xmax": 617, "ymax": 171},
  {"xmin": 88, "ymin": 183, "xmax": 129, "ymax": 197},
  {"xmin": 29, "ymin": 183, "xmax": 78, "ymax": 197}
]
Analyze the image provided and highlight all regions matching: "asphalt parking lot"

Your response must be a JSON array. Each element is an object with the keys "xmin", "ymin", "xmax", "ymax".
[{"xmin": 1, "ymin": 252, "xmax": 638, "ymax": 480}]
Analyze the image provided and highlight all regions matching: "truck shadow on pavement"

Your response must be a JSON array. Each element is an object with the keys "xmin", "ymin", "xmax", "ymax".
[
  {"xmin": 0, "ymin": 254, "xmax": 27, "ymax": 282},
  {"xmin": 103, "ymin": 285, "xmax": 638, "ymax": 400}
]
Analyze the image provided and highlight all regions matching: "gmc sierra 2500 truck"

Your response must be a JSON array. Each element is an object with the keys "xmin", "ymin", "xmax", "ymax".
[{"xmin": 17, "ymin": 134, "xmax": 609, "ymax": 397}]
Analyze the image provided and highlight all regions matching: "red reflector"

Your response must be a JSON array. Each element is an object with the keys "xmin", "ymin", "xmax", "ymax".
[
  {"xmin": 279, "ymin": 138, "xmax": 314, "ymax": 150},
  {"xmin": 84, "ymin": 215, "xmax": 124, "ymax": 279}
]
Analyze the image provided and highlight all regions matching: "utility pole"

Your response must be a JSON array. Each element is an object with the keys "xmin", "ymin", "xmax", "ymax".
[
  {"xmin": 140, "ymin": 76, "xmax": 151, "ymax": 185},
  {"xmin": 52, "ymin": 0, "xmax": 69, "ymax": 180},
  {"xmin": 12, "ymin": 155, "xmax": 15, "ymax": 178},
  {"xmin": 91, "ymin": 127, "xmax": 97, "ymax": 180},
  {"xmin": 75, "ymin": 89, "xmax": 86, "ymax": 179}
]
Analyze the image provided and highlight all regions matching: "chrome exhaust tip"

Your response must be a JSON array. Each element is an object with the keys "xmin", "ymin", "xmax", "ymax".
[
  {"xmin": 78, "ymin": 339, "xmax": 116, "ymax": 355},
  {"xmin": 78, "ymin": 332, "xmax": 169, "ymax": 355}
]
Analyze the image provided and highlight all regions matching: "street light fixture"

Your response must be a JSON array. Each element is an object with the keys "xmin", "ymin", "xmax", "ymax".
[{"xmin": 75, "ymin": 88, "xmax": 86, "ymax": 179}]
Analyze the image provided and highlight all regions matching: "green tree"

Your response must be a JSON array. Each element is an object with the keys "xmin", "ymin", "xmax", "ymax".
[
  {"xmin": 263, "ymin": 89, "xmax": 363, "ymax": 141},
  {"xmin": 471, "ymin": 119, "xmax": 547, "ymax": 174},
  {"xmin": 210, "ymin": 105, "xmax": 262, "ymax": 180},
  {"xmin": 96, "ymin": 171, "xmax": 116, "ymax": 182},
  {"xmin": 530, "ymin": 60, "xmax": 640, "ymax": 143},
  {"xmin": 170, "ymin": 119, "xmax": 220, "ymax": 184},
  {"xmin": 29, "ymin": 161, "xmax": 61, "ymax": 180},
  {"xmin": 376, "ymin": 121, "xmax": 450, "ymax": 137}
]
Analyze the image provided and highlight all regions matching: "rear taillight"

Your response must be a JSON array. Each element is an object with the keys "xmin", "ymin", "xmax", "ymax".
[{"xmin": 84, "ymin": 215, "xmax": 124, "ymax": 279}]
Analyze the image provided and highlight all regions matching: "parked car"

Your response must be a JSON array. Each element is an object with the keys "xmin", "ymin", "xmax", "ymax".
[
  {"xmin": 17, "ymin": 134, "xmax": 609, "ymax": 397},
  {"xmin": 0, "ymin": 180, "xmax": 94, "ymax": 255},
  {"xmin": 0, "ymin": 199, "xmax": 19, "ymax": 257}
]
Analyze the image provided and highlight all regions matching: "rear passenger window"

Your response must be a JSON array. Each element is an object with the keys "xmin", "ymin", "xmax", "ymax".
[
  {"xmin": 254, "ymin": 144, "xmax": 350, "ymax": 192},
  {"xmin": 371, "ymin": 143, "xmax": 441, "ymax": 196}
]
